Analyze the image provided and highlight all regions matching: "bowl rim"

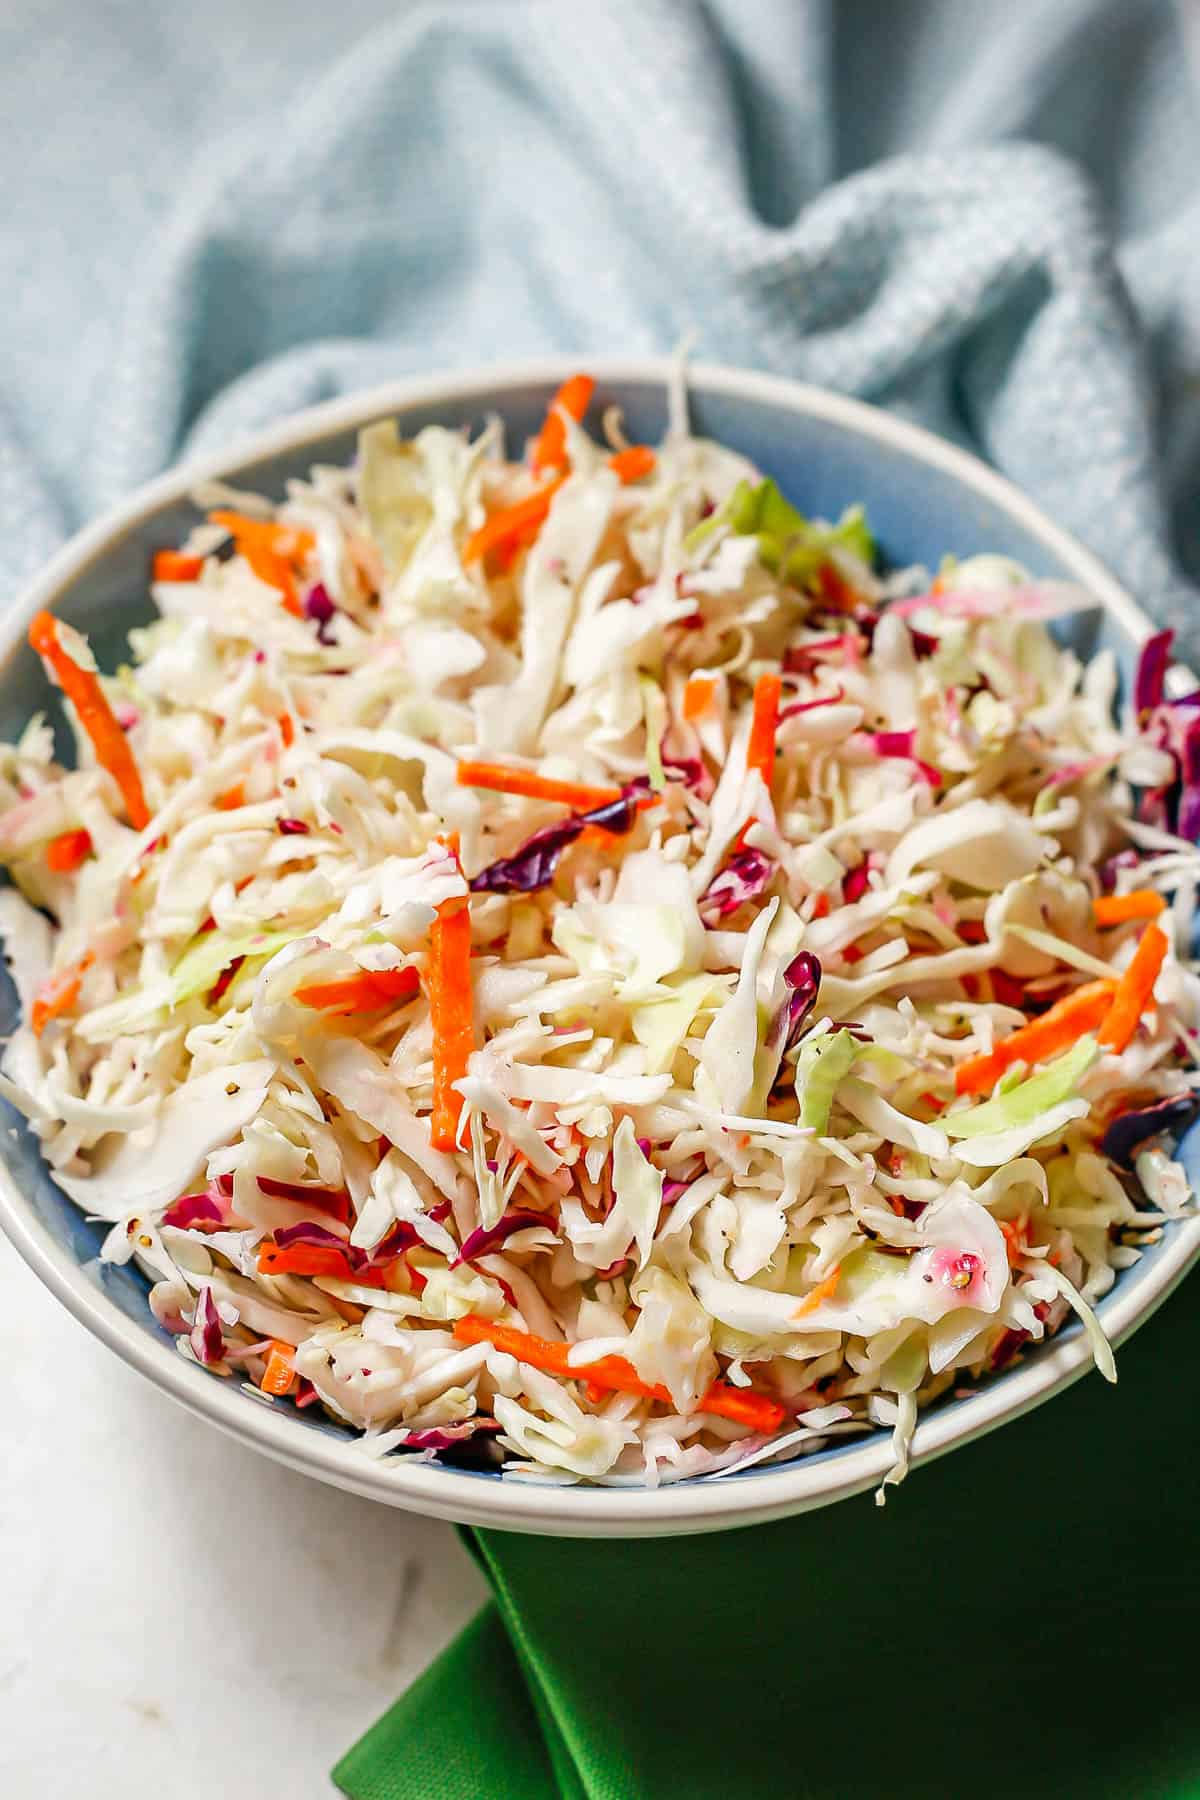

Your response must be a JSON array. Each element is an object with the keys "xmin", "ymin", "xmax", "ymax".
[{"xmin": 2, "ymin": 353, "xmax": 1196, "ymax": 1536}]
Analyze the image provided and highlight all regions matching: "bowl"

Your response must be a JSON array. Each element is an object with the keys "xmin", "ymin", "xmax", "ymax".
[{"xmin": 2, "ymin": 357, "xmax": 1197, "ymax": 1537}]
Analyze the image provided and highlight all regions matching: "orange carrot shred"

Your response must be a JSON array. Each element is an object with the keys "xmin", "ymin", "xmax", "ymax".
[
  {"xmin": 531, "ymin": 374, "xmax": 595, "ymax": 475},
  {"xmin": 31, "ymin": 951, "xmax": 95, "ymax": 1037},
  {"xmin": 216, "ymin": 783, "xmax": 245, "ymax": 811},
  {"xmin": 45, "ymin": 828, "xmax": 92, "ymax": 873},
  {"xmin": 746, "ymin": 671, "xmax": 782, "ymax": 783},
  {"xmin": 452, "ymin": 1315, "xmax": 786, "ymax": 1434},
  {"xmin": 607, "ymin": 445, "xmax": 656, "ymax": 483},
  {"xmin": 260, "ymin": 1341, "xmax": 296, "ymax": 1396},
  {"xmin": 208, "ymin": 511, "xmax": 313, "ymax": 617},
  {"xmin": 429, "ymin": 836, "xmax": 474, "ymax": 1152},
  {"xmin": 461, "ymin": 474, "xmax": 568, "ymax": 566},
  {"xmin": 1092, "ymin": 890, "xmax": 1167, "ymax": 927},
  {"xmin": 295, "ymin": 966, "xmax": 420, "ymax": 1014},
  {"xmin": 793, "ymin": 1264, "xmax": 841, "ymax": 1320},
  {"xmin": 279, "ymin": 713, "xmax": 295, "ymax": 748},
  {"xmin": 1098, "ymin": 923, "xmax": 1168, "ymax": 1053},
  {"xmin": 682, "ymin": 674, "xmax": 717, "ymax": 723},
  {"xmin": 29, "ymin": 611, "xmax": 150, "ymax": 831},
  {"xmin": 152, "ymin": 549, "xmax": 205, "ymax": 583},
  {"xmin": 954, "ymin": 979, "xmax": 1117, "ymax": 1096},
  {"xmin": 456, "ymin": 760, "xmax": 624, "ymax": 812}
]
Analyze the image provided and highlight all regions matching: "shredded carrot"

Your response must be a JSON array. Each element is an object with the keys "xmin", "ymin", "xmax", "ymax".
[
  {"xmin": 452, "ymin": 1315, "xmax": 786, "ymax": 1433},
  {"xmin": 207, "ymin": 510, "xmax": 314, "ymax": 560},
  {"xmin": 531, "ymin": 374, "xmax": 595, "ymax": 475},
  {"xmin": 45, "ymin": 828, "xmax": 92, "ymax": 873},
  {"xmin": 813, "ymin": 562, "xmax": 856, "ymax": 611},
  {"xmin": 463, "ymin": 441, "xmax": 656, "ymax": 567},
  {"xmin": 31, "ymin": 951, "xmax": 95, "ymax": 1036},
  {"xmin": 279, "ymin": 713, "xmax": 295, "ymax": 748},
  {"xmin": 152, "ymin": 549, "xmax": 205, "ymax": 583},
  {"xmin": 954, "ymin": 979, "xmax": 1116, "ymax": 1096},
  {"xmin": 999, "ymin": 1217, "xmax": 1030, "ymax": 1268},
  {"xmin": 1098, "ymin": 922, "xmax": 1168, "ymax": 1053},
  {"xmin": 456, "ymin": 760, "xmax": 623, "ymax": 811},
  {"xmin": 461, "ymin": 474, "xmax": 568, "ymax": 566},
  {"xmin": 607, "ymin": 445, "xmax": 656, "ymax": 483},
  {"xmin": 295, "ymin": 966, "xmax": 420, "ymax": 1013},
  {"xmin": 429, "ymin": 836, "xmax": 474, "ymax": 1152},
  {"xmin": 1093, "ymin": 890, "xmax": 1167, "ymax": 927},
  {"xmin": 256, "ymin": 1240, "xmax": 388, "ymax": 1286},
  {"xmin": 746, "ymin": 671, "xmax": 782, "ymax": 783},
  {"xmin": 216, "ymin": 783, "xmax": 245, "ymax": 811},
  {"xmin": 793, "ymin": 1264, "xmax": 841, "ymax": 1320},
  {"xmin": 260, "ymin": 1340, "xmax": 296, "ymax": 1396},
  {"xmin": 208, "ymin": 511, "xmax": 314, "ymax": 617},
  {"xmin": 682, "ymin": 674, "xmax": 717, "ymax": 723},
  {"xmin": 28, "ymin": 612, "xmax": 150, "ymax": 831}
]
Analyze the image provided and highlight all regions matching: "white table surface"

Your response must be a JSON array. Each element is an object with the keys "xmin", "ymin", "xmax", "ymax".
[{"xmin": 0, "ymin": 1235, "xmax": 488, "ymax": 1798}]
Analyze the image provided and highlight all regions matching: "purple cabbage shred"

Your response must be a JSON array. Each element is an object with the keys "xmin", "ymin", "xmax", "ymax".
[
  {"xmin": 1134, "ymin": 629, "xmax": 1173, "ymax": 719},
  {"xmin": 699, "ymin": 847, "xmax": 773, "ymax": 920},
  {"xmin": 1099, "ymin": 1094, "xmax": 1200, "ymax": 1168},
  {"xmin": 767, "ymin": 951, "xmax": 822, "ymax": 1056},
  {"xmin": 469, "ymin": 794, "xmax": 637, "ymax": 894},
  {"xmin": 451, "ymin": 1210, "xmax": 558, "ymax": 1267}
]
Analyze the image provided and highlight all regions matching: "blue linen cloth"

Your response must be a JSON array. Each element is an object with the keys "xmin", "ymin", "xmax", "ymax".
[{"xmin": 2, "ymin": 0, "xmax": 1198, "ymax": 642}]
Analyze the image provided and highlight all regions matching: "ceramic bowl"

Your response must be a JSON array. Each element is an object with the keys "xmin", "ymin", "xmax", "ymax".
[{"xmin": 2, "ymin": 358, "xmax": 1196, "ymax": 1537}]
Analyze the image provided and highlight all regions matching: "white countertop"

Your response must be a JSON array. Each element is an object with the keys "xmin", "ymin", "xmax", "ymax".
[{"xmin": 0, "ymin": 1236, "xmax": 487, "ymax": 1798}]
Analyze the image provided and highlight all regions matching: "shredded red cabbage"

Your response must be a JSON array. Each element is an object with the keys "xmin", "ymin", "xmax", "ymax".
[
  {"xmin": 257, "ymin": 1175, "xmax": 352, "ymax": 1223},
  {"xmin": 1099, "ymin": 1093, "xmax": 1200, "ymax": 1167},
  {"xmin": 767, "ymin": 951, "xmax": 822, "ymax": 1056},
  {"xmin": 779, "ymin": 688, "xmax": 846, "ymax": 722},
  {"xmin": 305, "ymin": 583, "xmax": 338, "ymax": 645},
  {"xmin": 1135, "ymin": 629, "xmax": 1173, "ymax": 718},
  {"xmin": 868, "ymin": 731, "xmax": 942, "ymax": 787},
  {"xmin": 699, "ymin": 847, "xmax": 773, "ymax": 921},
  {"xmin": 189, "ymin": 1284, "xmax": 224, "ymax": 1366},
  {"xmin": 842, "ymin": 860, "xmax": 872, "ymax": 903},
  {"xmin": 469, "ymin": 794, "xmax": 637, "ymax": 894},
  {"xmin": 400, "ymin": 1420, "xmax": 503, "ymax": 1451},
  {"xmin": 1177, "ymin": 719, "xmax": 1200, "ymax": 842},
  {"xmin": 451, "ymin": 1209, "xmax": 558, "ymax": 1267},
  {"xmin": 162, "ymin": 1190, "xmax": 224, "ymax": 1230}
]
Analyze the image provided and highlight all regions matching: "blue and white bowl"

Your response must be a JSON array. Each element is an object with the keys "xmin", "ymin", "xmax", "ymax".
[{"xmin": 1, "ymin": 359, "xmax": 1196, "ymax": 1536}]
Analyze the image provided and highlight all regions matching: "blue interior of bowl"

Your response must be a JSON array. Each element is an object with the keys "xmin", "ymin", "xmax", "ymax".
[{"xmin": 3, "ymin": 372, "xmax": 1192, "ymax": 1487}]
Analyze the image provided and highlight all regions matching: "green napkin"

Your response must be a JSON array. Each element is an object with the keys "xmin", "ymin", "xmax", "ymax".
[{"xmin": 334, "ymin": 1280, "xmax": 1200, "ymax": 1800}]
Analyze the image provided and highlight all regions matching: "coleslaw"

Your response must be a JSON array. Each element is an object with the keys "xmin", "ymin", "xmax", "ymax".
[{"xmin": 2, "ymin": 366, "xmax": 1197, "ymax": 1495}]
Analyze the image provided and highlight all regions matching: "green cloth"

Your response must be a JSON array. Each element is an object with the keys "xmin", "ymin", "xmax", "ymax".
[{"xmin": 334, "ymin": 1282, "xmax": 1200, "ymax": 1799}]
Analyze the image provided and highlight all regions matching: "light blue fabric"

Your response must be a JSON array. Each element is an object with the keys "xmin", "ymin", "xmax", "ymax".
[{"xmin": 4, "ymin": 0, "xmax": 1199, "ymax": 641}]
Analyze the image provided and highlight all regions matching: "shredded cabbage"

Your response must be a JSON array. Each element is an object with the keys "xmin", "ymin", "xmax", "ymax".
[{"xmin": 4, "ymin": 370, "xmax": 1194, "ymax": 1491}]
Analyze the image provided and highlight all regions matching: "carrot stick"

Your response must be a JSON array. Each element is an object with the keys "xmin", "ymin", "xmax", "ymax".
[
  {"xmin": 453, "ymin": 1315, "xmax": 786, "ymax": 1434},
  {"xmin": 29, "ymin": 612, "xmax": 149, "ymax": 830},
  {"xmin": 461, "ymin": 475, "xmax": 568, "ymax": 566},
  {"xmin": 259, "ymin": 1340, "xmax": 296, "ymax": 1396},
  {"xmin": 1098, "ymin": 923, "xmax": 1168, "ymax": 1053},
  {"xmin": 1093, "ymin": 890, "xmax": 1167, "ymax": 927},
  {"xmin": 256, "ymin": 1241, "xmax": 389, "ymax": 1286},
  {"xmin": 152, "ymin": 550, "xmax": 205, "ymax": 582},
  {"xmin": 31, "ymin": 952, "xmax": 95, "ymax": 1036},
  {"xmin": 208, "ymin": 510, "xmax": 314, "ymax": 618},
  {"xmin": 682, "ymin": 674, "xmax": 717, "ymax": 723},
  {"xmin": 793, "ymin": 1264, "xmax": 841, "ymax": 1319},
  {"xmin": 295, "ymin": 966, "xmax": 420, "ymax": 1013},
  {"xmin": 45, "ymin": 828, "xmax": 92, "ymax": 873},
  {"xmin": 607, "ymin": 445, "xmax": 656, "ymax": 483},
  {"xmin": 954, "ymin": 979, "xmax": 1116, "ymax": 1096},
  {"xmin": 746, "ymin": 672, "xmax": 782, "ymax": 783},
  {"xmin": 215, "ymin": 783, "xmax": 245, "ymax": 811},
  {"xmin": 456, "ymin": 760, "xmax": 624, "ymax": 811},
  {"xmin": 531, "ymin": 374, "xmax": 595, "ymax": 476},
  {"xmin": 429, "ymin": 837, "xmax": 474, "ymax": 1152}
]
